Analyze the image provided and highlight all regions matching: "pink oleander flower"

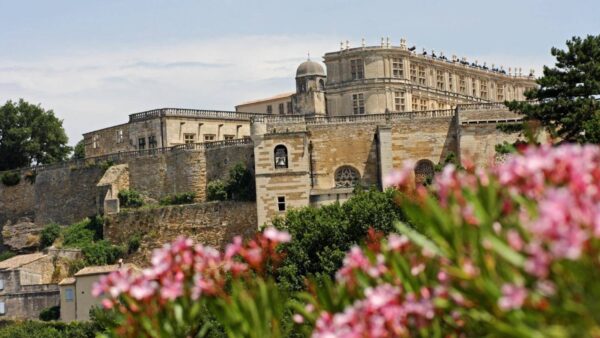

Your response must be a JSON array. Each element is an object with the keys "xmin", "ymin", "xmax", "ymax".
[
  {"xmin": 383, "ymin": 161, "xmax": 415, "ymax": 189},
  {"xmin": 263, "ymin": 227, "xmax": 292, "ymax": 243},
  {"xmin": 498, "ymin": 284, "xmax": 527, "ymax": 311}
]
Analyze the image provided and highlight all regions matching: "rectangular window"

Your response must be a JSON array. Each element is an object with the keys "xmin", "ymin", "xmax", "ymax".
[
  {"xmin": 410, "ymin": 63, "xmax": 417, "ymax": 83},
  {"xmin": 277, "ymin": 196, "xmax": 286, "ymax": 212},
  {"xmin": 420, "ymin": 99, "xmax": 428, "ymax": 111},
  {"xmin": 92, "ymin": 135, "xmax": 99, "ymax": 149},
  {"xmin": 497, "ymin": 84, "xmax": 505, "ymax": 101},
  {"xmin": 394, "ymin": 91, "xmax": 405, "ymax": 112},
  {"xmin": 392, "ymin": 58, "xmax": 404, "ymax": 78},
  {"xmin": 0, "ymin": 302, "xmax": 5, "ymax": 315},
  {"xmin": 204, "ymin": 134, "xmax": 216, "ymax": 141},
  {"xmin": 267, "ymin": 105, "xmax": 272, "ymax": 114},
  {"xmin": 472, "ymin": 79, "xmax": 478, "ymax": 97},
  {"xmin": 223, "ymin": 135, "xmax": 234, "ymax": 140},
  {"xmin": 0, "ymin": 280, "xmax": 3, "ymax": 290},
  {"xmin": 148, "ymin": 135, "xmax": 157, "ymax": 149},
  {"xmin": 417, "ymin": 66, "xmax": 426, "ymax": 85},
  {"xmin": 436, "ymin": 71, "xmax": 445, "ymax": 90},
  {"xmin": 412, "ymin": 96, "xmax": 419, "ymax": 111},
  {"xmin": 459, "ymin": 76, "xmax": 467, "ymax": 94},
  {"xmin": 352, "ymin": 93, "xmax": 365, "ymax": 115},
  {"xmin": 65, "ymin": 288, "xmax": 74, "ymax": 302},
  {"xmin": 480, "ymin": 80, "xmax": 488, "ymax": 99},
  {"xmin": 350, "ymin": 59, "xmax": 364, "ymax": 80},
  {"xmin": 278, "ymin": 103, "xmax": 284, "ymax": 115},
  {"xmin": 116, "ymin": 130, "xmax": 124, "ymax": 143},
  {"xmin": 138, "ymin": 137, "xmax": 146, "ymax": 150},
  {"xmin": 448, "ymin": 73, "xmax": 454, "ymax": 92},
  {"xmin": 286, "ymin": 101, "xmax": 292, "ymax": 114},
  {"xmin": 184, "ymin": 133, "xmax": 195, "ymax": 144}
]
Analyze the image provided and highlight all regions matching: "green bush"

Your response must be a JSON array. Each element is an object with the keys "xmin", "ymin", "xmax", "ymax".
[
  {"xmin": 24, "ymin": 171, "xmax": 37, "ymax": 184},
  {"xmin": 207, "ymin": 180, "xmax": 228, "ymax": 201},
  {"xmin": 273, "ymin": 188, "xmax": 406, "ymax": 291},
  {"xmin": 81, "ymin": 241, "xmax": 126, "ymax": 266},
  {"xmin": 0, "ymin": 251, "xmax": 16, "ymax": 261},
  {"xmin": 117, "ymin": 189, "xmax": 144, "ymax": 208},
  {"xmin": 1, "ymin": 171, "xmax": 21, "ymax": 186},
  {"xmin": 159, "ymin": 192, "xmax": 196, "ymax": 205},
  {"xmin": 62, "ymin": 219, "xmax": 96, "ymax": 248},
  {"xmin": 40, "ymin": 223, "xmax": 61, "ymax": 248},
  {"xmin": 39, "ymin": 306, "xmax": 60, "ymax": 321},
  {"xmin": 226, "ymin": 163, "xmax": 255, "ymax": 201},
  {"xmin": 127, "ymin": 234, "xmax": 141, "ymax": 254},
  {"xmin": 0, "ymin": 320, "xmax": 98, "ymax": 338}
]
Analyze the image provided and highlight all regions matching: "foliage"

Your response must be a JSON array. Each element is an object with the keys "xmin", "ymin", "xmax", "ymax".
[
  {"xmin": 61, "ymin": 217, "xmax": 125, "ymax": 268},
  {"xmin": 506, "ymin": 34, "xmax": 600, "ymax": 143},
  {"xmin": 0, "ymin": 251, "xmax": 16, "ymax": 261},
  {"xmin": 206, "ymin": 179, "xmax": 228, "ymax": 201},
  {"xmin": 0, "ymin": 99, "xmax": 72, "ymax": 171},
  {"xmin": 0, "ymin": 171, "xmax": 20, "ymax": 186},
  {"xmin": 273, "ymin": 188, "xmax": 405, "ymax": 291},
  {"xmin": 117, "ymin": 189, "xmax": 144, "ymax": 209},
  {"xmin": 0, "ymin": 320, "xmax": 98, "ymax": 338},
  {"xmin": 159, "ymin": 192, "xmax": 196, "ymax": 205},
  {"xmin": 23, "ymin": 170, "xmax": 37, "ymax": 184},
  {"xmin": 39, "ymin": 306, "xmax": 60, "ymax": 321},
  {"xmin": 206, "ymin": 163, "xmax": 255, "ymax": 202},
  {"xmin": 72, "ymin": 140, "xmax": 85, "ymax": 160},
  {"xmin": 40, "ymin": 223, "xmax": 61, "ymax": 248},
  {"xmin": 127, "ymin": 234, "xmax": 141, "ymax": 254},
  {"xmin": 94, "ymin": 229, "xmax": 292, "ymax": 338},
  {"xmin": 434, "ymin": 152, "xmax": 461, "ymax": 172},
  {"xmin": 226, "ymin": 162, "xmax": 255, "ymax": 201}
]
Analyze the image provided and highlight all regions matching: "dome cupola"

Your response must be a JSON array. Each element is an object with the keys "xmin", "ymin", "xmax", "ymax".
[{"xmin": 296, "ymin": 59, "xmax": 325, "ymax": 78}]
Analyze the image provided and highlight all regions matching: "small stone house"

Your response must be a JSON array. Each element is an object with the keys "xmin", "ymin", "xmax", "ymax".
[
  {"xmin": 0, "ymin": 252, "xmax": 59, "ymax": 319},
  {"xmin": 60, "ymin": 263, "xmax": 139, "ymax": 321}
]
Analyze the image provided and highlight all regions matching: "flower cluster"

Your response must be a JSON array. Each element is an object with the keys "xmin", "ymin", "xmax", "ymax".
[
  {"xmin": 93, "ymin": 227, "xmax": 291, "ymax": 309},
  {"xmin": 313, "ymin": 284, "xmax": 435, "ymax": 338}
]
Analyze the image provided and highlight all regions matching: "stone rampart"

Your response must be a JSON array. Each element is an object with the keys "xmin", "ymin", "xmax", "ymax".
[{"xmin": 104, "ymin": 201, "xmax": 257, "ymax": 265}]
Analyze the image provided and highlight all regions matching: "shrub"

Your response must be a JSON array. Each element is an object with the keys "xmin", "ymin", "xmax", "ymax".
[
  {"xmin": 0, "ymin": 171, "xmax": 20, "ymax": 186},
  {"xmin": 159, "ymin": 192, "xmax": 196, "ymax": 205},
  {"xmin": 225, "ymin": 163, "xmax": 255, "ymax": 201},
  {"xmin": 40, "ymin": 223, "xmax": 61, "ymax": 248},
  {"xmin": 117, "ymin": 189, "xmax": 144, "ymax": 209},
  {"xmin": 62, "ymin": 219, "xmax": 96, "ymax": 248},
  {"xmin": 206, "ymin": 180, "xmax": 227, "ymax": 201},
  {"xmin": 127, "ymin": 234, "xmax": 141, "ymax": 254},
  {"xmin": 0, "ymin": 251, "xmax": 16, "ymax": 261},
  {"xmin": 24, "ymin": 170, "xmax": 37, "ymax": 184},
  {"xmin": 0, "ymin": 320, "xmax": 98, "ymax": 338},
  {"xmin": 39, "ymin": 306, "xmax": 60, "ymax": 321},
  {"xmin": 81, "ymin": 241, "xmax": 126, "ymax": 266}
]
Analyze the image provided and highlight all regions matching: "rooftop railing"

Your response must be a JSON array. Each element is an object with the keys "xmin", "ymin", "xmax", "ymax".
[
  {"xmin": 128, "ymin": 108, "xmax": 267, "ymax": 122},
  {"xmin": 252, "ymin": 109, "xmax": 456, "ymax": 125}
]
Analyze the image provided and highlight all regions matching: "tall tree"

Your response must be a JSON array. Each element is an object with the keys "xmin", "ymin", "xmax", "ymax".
[
  {"xmin": 0, "ymin": 99, "xmax": 71, "ymax": 170},
  {"xmin": 72, "ymin": 139, "xmax": 86, "ymax": 159},
  {"xmin": 507, "ymin": 35, "xmax": 600, "ymax": 143}
]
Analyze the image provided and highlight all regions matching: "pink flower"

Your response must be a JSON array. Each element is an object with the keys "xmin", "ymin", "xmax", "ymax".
[
  {"xmin": 383, "ymin": 161, "xmax": 415, "ymax": 188},
  {"xmin": 498, "ymin": 284, "xmax": 527, "ymax": 311},
  {"xmin": 263, "ymin": 227, "xmax": 292, "ymax": 243},
  {"xmin": 506, "ymin": 229, "xmax": 523, "ymax": 251}
]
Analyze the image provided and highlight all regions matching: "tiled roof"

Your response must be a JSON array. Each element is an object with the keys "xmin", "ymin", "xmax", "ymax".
[
  {"xmin": 74, "ymin": 263, "xmax": 139, "ymax": 277},
  {"xmin": 0, "ymin": 252, "xmax": 46, "ymax": 270},
  {"xmin": 59, "ymin": 277, "xmax": 76, "ymax": 285},
  {"xmin": 236, "ymin": 92, "xmax": 294, "ymax": 107}
]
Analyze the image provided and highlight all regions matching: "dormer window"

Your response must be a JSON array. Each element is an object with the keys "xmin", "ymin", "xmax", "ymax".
[{"xmin": 274, "ymin": 145, "xmax": 288, "ymax": 169}]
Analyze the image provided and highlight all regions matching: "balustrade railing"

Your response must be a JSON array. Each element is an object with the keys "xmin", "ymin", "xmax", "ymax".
[{"xmin": 129, "ymin": 108, "xmax": 267, "ymax": 122}]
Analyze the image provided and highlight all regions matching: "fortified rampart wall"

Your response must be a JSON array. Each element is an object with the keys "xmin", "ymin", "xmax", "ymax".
[{"xmin": 104, "ymin": 201, "xmax": 257, "ymax": 265}]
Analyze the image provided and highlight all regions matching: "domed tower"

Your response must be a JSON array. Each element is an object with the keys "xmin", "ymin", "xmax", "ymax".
[{"xmin": 292, "ymin": 58, "xmax": 327, "ymax": 115}]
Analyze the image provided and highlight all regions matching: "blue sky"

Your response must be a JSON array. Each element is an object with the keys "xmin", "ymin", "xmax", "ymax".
[{"xmin": 1, "ymin": 0, "xmax": 599, "ymax": 144}]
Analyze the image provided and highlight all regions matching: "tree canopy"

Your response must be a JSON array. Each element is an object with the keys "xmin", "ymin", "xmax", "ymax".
[
  {"xmin": 507, "ymin": 35, "xmax": 600, "ymax": 143},
  {"xmin": 0, "ymin": 99, "xmax": 71, "ymax": 170}
]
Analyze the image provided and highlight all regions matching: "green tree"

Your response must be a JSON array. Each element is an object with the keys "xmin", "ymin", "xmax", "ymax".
[
  {"xmin": 226, "ymin": 163, "xmax": 255, "ymax": 201},
  {"xmin": 507, "ymin": 35, "xmax": 600, "ymax": 143},
  {"xmin": 72, "ymin": 140, "xmax": 85, "ymax": 159},
  {"xmin": 273, "ymin": 188, "xmax": 405, "ymax": 291},
  {"xmin": 40, "ymin": 223, "xmax": 61, "ymax": 248},
  {"xmin": 0, "ymin": 99, "xmax": 71, "ymax": 170}
]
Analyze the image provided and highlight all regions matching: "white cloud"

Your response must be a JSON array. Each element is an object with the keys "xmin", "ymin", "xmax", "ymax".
[{"xmin": 0, "ymin": 35, "xmax": 337, "ymax": 144}]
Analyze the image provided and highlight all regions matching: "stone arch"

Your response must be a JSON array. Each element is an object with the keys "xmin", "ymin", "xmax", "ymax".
[
  {"xmin": 414, "ymin": 159, "xmax": 435, "ymax": 184},
  {"xmin": 274, "ymin": 145, "xmax": 288, "ymax": 169},
  {"xmin": 334, "ymin": 165, "xmax": 360, "ymax": 188}
]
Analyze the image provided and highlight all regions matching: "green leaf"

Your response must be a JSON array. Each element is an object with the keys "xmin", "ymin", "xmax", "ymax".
[{"xmin": 394, "ymin": 221, "xmax": 446, "ymax": 257}]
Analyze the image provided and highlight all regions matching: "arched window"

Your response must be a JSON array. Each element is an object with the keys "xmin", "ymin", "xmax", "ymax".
[
  {"xmin": 334, "ymin": 166, "xmax": 360, "ymax": 188},
  {"xmin": 274, "ymin": 145, "xmax": 288, "ymax": 169},
  {"xmin": 318, "ymin": 79, "xmax": 325, "ymax": 91},
  {"xmin": 414, "ymin": 159, "xmax": 435, "ymax": 184}
]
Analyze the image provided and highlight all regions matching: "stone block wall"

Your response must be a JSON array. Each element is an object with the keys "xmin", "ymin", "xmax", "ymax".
[
  {"xmin": 104, "ymin": 201, "xmax": 258, "ymax": 265},
  {"xmin": 0, "ymin": 285, "xmax": 59, "ymax": 320},
  {"xmin": 459, "ymin": 123, "xmax": 520, "ymax": 167}
]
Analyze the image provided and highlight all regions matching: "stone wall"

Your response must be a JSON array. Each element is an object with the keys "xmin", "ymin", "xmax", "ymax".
[
  {"xmin": 104, "ymin": 201, "xmax": 258, "ymax": 265},
  {"xmin": 391, "ymin": 117, "xmax": 457, "ymax": 167},
  {"xmin": 0, "ymin": 285, "xmax": 60, "ymax": 320},
  {"xmin": 459, "ymin": 123, "xmax": 520, "ymax": 167}
]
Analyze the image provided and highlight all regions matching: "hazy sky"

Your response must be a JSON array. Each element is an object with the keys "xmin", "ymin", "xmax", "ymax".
[{"xmin": 1, "ymin": 0, "xmax": 599, "ymax": 144}]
